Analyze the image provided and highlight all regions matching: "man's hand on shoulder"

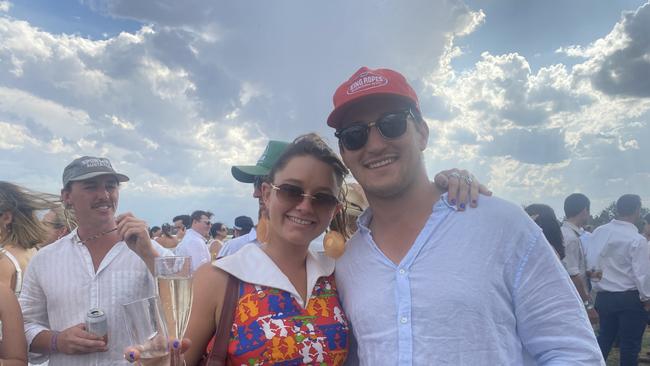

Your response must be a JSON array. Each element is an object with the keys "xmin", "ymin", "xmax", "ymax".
[{"xmin": 434, "ymin": 168, "xmax": 492, "ymax": 211}]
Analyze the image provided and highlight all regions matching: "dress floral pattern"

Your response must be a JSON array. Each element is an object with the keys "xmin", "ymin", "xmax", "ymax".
[{"xmin": 227, "ymin": 274, "xmax": 349, "ymax": 365}]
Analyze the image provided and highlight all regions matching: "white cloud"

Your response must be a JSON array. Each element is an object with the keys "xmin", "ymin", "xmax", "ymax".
[{"xmin": 0, "ymin": 2, "xmax": 11, "ymax": 13}]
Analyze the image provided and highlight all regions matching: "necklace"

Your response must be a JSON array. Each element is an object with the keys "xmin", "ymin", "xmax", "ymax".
[{"xmin": 78, "ymin": 227, "xmax": 118, "ymax": 243}]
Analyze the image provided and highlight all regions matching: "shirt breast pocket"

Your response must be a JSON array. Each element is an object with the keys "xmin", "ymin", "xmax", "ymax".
[{"xmin": 110, "ymin": 270, "xmax": 152, "ymax": 306}]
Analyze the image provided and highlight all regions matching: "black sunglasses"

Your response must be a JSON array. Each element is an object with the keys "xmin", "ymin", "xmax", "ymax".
[
  {"xmin": 335, "ymin": 109, "xmax": 414, "ymax": 151},
  {"xmin": 270, "ymin": 183, "xmax": 339, "ymax": 210}
]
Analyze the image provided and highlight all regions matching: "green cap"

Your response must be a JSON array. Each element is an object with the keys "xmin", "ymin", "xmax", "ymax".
[{"xmin": 231, "ymin": 140, "xmax": 290, "ymax": 183}]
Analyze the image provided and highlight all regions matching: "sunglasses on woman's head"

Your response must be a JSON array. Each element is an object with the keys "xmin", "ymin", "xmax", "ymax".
[
  {"xmin": 270, "ymin": 183, "xmax": 339, "ymax": 210},
  {"xmin": 335, "ymin": 109, "xmax": 414, "ymax": 151}
]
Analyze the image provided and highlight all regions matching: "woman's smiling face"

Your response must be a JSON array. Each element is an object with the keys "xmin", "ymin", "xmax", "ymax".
[{"xmin": 262, "ymin": 155, "xmax": 341, "ymax": 248}]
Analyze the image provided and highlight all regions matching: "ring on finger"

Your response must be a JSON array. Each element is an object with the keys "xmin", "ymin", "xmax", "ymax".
[
  {"xmin": 449, "ymin": 172, "xmax": 461, "ymax": 179},
  {"xmin": 462, "ymin": 175, "xmax": 473, "ymax": 185}
]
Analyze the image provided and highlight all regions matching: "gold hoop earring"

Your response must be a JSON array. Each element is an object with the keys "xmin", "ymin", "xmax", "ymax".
[{"xmin": 323, "ymin": 230, "xmax": 345, "ymax": 259}]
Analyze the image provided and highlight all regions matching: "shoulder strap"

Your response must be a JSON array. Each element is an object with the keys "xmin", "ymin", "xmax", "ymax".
[
  {"xmin": 203, "ymin": 273, "xmax": 240, "ymax": 366},
  {"xmin": 0, "ymin": 247, "xmax": 22, "ymax": 295}
]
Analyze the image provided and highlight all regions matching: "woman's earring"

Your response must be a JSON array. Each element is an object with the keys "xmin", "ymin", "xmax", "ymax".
[{"xmin": 323, "ymin": 230, "xmax": 345, "ymax": 259}]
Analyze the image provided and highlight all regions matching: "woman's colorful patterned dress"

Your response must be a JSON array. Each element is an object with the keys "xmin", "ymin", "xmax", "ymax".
[{"xmin": 227, "ymin": 274, "xmax": 349, "ymax": 365}]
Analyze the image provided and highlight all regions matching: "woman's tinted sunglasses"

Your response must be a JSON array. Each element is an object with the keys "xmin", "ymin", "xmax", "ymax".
[
  {"xmin": 270, "ymin": 183, "xmax": 339, "ymax": 210},
  {"xmin": 335, "ymin": 109, "xmax": 415, "ymax": 151}
]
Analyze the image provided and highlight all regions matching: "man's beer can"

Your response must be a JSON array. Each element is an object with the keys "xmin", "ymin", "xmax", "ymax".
[{"xmin": 85, "ymin": 308, "xmax": 108, "ymax": 342}]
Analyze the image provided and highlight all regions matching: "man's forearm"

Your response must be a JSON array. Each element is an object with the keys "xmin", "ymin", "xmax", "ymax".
[
  {"xmin": 30, "ymin": 330, "xmax": 55, "ymax": 355},
  {"xmin": 570, "ymin": 275, "xmax": 589, "ymax": 301}
]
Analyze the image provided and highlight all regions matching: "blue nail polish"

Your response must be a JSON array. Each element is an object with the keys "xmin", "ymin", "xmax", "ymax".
[
  {"xmin": 129, "ymin": 351, "xmax": 135, "ymax": 361},
  {"xmin": 173, "ymin": 340, "xmax": 180, "ymax": 349},
  {"xmin": 450, "ymin": 199, "xmax": 456, "ymax": 205},
  {"xmin": 460, "ymin": 203, "xmax": 466, "ymax": 209}
]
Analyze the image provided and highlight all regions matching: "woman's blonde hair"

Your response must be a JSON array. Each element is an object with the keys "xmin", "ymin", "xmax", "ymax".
[
  {"xmin": 47, "ymin": 203, "xmax": 77, "ymax": 233},
  {"xmin": 0, "ymin": 181, "xmax": 61, "ymax": 249}
]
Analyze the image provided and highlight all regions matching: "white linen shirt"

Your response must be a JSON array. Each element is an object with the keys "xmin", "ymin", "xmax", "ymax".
[
  {"xmin": 214, "ymin": 243, "xmax": 335, "ymax": 309},
  {"xmin": 584, "ymin": 219, "xmax": 650, "ymax": 300},
  {"xmin": 335, "ymin": 194, "xmax": 603, "ymax": 366},
  {"xmin": 174, "ymin": 228, "xmax": 210, "ymax": 272},
  {"xmin": 19, "ymin": 230, "xmax": 157, "ymax": 366}
]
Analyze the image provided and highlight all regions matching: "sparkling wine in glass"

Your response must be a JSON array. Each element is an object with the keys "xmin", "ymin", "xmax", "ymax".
[
  {"xmin": 123, "ymin": 296, "xmax": 170, "ymax": 366},
  {"xmin": 155, "ymin": 256, "xmax": 193, "ymax": 340}
]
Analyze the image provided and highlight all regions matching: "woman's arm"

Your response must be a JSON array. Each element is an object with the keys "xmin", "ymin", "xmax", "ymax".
[
  {"xmin": 0, "ymin": 256, "xmax": 17, "ymax": 290},
  {"xmin": 183, "ymin": 264, "xmax": 229, "ymax": 366},
  {"xmin": 0, "ymin": 285, "xmax": 28, "ymax": 365}
]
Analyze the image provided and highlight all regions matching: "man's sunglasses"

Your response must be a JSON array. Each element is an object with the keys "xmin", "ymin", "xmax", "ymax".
[
  {"xmin": 270, "ymin": 183, "xmax": 339, "ymax": 210},
  {"xmin": 335, "ymin": 109, "xmax": 414, "ymax": 151}
]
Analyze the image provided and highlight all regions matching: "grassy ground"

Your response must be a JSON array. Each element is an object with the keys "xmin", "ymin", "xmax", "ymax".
[{"xmin": 605, "ymin": 327, "xmax": 650, "ymax": 365}]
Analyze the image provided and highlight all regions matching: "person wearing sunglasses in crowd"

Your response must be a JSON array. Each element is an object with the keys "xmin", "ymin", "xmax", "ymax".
[
  {"xmin": 175, "ymin": 210, "xmax": 214, "ymax": 273},
  {"xmin": 328, "ymin": 67, "xmax": 603, "ymax": 365}
]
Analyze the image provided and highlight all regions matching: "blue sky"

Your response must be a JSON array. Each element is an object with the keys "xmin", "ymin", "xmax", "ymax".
[{"xmin": 1, "ymin": 0, "xmax": 649, "ymax": 227}]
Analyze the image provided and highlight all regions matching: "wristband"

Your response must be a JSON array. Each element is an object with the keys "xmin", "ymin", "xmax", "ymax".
[{"xmin": 50, "ymin": 331, "xmax": 60, "ymax": 354}]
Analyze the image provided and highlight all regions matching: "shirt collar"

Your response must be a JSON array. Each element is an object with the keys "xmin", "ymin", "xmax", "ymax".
[
  {"xmin": 214, "ymin": 243, "xmax": 335, "ymax": 308},
  {"xmin": 357, "ymin": 192, "xmax": 455, "ymax": 234},
  {"xmin": 611, "ymin": 219, "xmax": 638, "ymax": 231}
]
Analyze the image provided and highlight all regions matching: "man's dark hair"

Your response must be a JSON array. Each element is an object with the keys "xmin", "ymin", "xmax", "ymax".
[
  {"xmin": 210, "ymin": 222, "xmax": 225, "ymax": 238},
  {"xmin": 616, "ymin": 194, "xmax": 642, "ymax": 217},
  {"xmin": 173, "ymin": 214, "xmax": 191, "ymax": 229},
  {"xmin": 148, "ymin": 226, "xmax": 161, "ymax": 238},
  {"xmin": 564, "ymin": 193, "xmax": 590, "ymax": 219},
  {"xmin": 191, "ymin": 210, "xmax": 213, "ymax": 223}
]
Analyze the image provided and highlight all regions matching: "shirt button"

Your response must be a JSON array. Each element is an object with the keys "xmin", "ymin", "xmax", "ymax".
[
  {"xmin": 399, "ymin": 269, "xmax": 406, "ymax": 275},
  {"xmin": 400, "ymin": 317, "xmax": 408, "ymax": 324}
]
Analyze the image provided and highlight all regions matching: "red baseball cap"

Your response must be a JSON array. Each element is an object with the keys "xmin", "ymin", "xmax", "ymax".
[{"xmin": 327, "ymin": 67, "xmax": 421, "ymax": 129}]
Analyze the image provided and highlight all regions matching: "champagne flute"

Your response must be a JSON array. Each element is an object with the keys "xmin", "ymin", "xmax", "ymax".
[
  {"xmin": 123, "ymin": 296, "xmax": 170, "ymax": 366},
  {"xmin": 155, "ymin": 256, "xmax": 193, "ymax": 363}
]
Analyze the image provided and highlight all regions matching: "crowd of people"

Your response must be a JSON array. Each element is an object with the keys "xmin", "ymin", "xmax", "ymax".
[{"xmin": 0, "ymin": 66, "xmax": 647, "ymax": 365}]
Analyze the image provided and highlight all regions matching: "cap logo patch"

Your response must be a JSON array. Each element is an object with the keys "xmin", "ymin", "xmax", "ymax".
[
  {"xmin": 347, "ymin": 72, "xmax": 388, "ymax": 95},
  {"xmin": 81, "ymin": 158, "xmax": 112, "ymax": 169}
]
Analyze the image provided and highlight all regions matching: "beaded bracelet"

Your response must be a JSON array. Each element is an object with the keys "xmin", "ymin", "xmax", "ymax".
[{"xmin": 50, "ymin": 331, "xmax": 60, "ymax": 354}]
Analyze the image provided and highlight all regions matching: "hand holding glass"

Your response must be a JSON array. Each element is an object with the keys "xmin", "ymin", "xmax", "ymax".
[{"xmin": 123, "ymin": 296, "xmax": 170, "ymax": 366}]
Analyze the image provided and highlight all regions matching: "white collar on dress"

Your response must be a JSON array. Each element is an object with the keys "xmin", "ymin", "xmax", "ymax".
[{"xmin": 214, "ymin": 243, "xmax": 335, "ymax": 308}]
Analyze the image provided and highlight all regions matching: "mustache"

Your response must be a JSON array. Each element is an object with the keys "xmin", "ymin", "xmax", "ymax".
[{"xmin": 91, "ymin": 201, "xmax": 115, "ymax": 209}]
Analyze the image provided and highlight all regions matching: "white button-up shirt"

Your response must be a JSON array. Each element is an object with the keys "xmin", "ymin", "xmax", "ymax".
[
  {"xmin": 19, "ymin": 230, "xmax": 158, "ymax": 365},
  {"xmin": 584, "ymin": 219, "xmax": 650, "ymax": 300},
  {"xmin": 335, "ymin": 194, "xmax": 603, "ymax": 365},
  {"xmin": 174, "ymin": 228, "xmax": 210, "ymax": 272}
]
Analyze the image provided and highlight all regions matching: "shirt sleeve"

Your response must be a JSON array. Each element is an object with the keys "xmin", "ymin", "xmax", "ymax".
[
  {"xmin": 513, "ymin": 230, "xmax": 604, "ymax": 365},
  {"xmin": 18, "ymin": 258, "xmax": 51, "ymax": 364},
  {"xmin": 561, "ymin": 234, "xmax": 583, "ymax": 276},
  {"xmin": 630, "ymin": 237, "xmax": 650, "ymax": 301}
]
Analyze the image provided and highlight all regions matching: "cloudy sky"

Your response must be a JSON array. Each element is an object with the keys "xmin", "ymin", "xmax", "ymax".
[{"xmin": 1, "ymin": 0, "xmax": 649, "ymax": 227}]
